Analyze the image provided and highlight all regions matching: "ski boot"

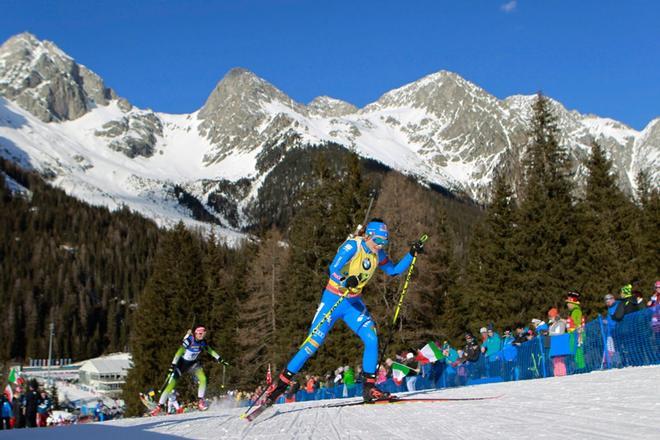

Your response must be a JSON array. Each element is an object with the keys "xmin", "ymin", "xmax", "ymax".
[
  {"xmin": 150, "ymin": 404, "xmax": 164, "ymax": 416},
  {"xmin": 197, "ymin": 398, "xmax": 209, "ymax": 411},
  {"xmin": 264, "ymin": 369, "xmax": 295, "ymax": 405},
  {"xmin": 362, "ymin": 372, "xmax": 391, "ymax": 403}
]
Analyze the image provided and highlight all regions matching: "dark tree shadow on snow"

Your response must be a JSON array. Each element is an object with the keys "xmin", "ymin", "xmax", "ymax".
[
  {"xmin": 0, "ymin": 98, "xmax": 33, "ymax": 169},
  {"xmin": 0, "ymin": 415, "xmax": 218, "ymax": 440}
]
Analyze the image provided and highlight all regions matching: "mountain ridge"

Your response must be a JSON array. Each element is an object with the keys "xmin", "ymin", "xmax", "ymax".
[{"xmin": 0, "ymin": 33, "xmax": 657, "ymax": 238}]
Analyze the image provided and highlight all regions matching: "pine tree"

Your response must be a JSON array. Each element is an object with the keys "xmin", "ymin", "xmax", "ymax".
[
  {"xmin": 574, "ymin": 142, "xmax": 637, "ymax": 313},
  {"xmin": 633, "ymin": 171, "xmax": 660, "ymax": 289},
  {"xmin": 461, "ymin": 170, "xmax": 520, "ymax": 332},
  {"xmin": 513, "ymin": 93, "xmax": 578, "ymax": 318},
  {"xmin": 201, "ymin": 231, "xmax": 239, "ymax": 394}
]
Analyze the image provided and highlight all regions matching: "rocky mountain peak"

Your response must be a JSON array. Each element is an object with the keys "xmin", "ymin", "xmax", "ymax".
[
  {"xmin": 0, "ymin": 32, "xmax": 116, "ymax": 122},
  {"xmin": 363, "ymin": 69, "xmax": 497, "ymax": 119},
  {"xmin": 2, "ymin": 32, "xmax": 42, "ymax": 53},
  {"xmin": 307, "ymin": 96, "xmax": 357, "ymax": 117},
  {"xmin": 198, "ymin": 67, "xmax": 301, "ymax": 118},
  {"xmin": 197, "ymin": 68, "xmax": 306, "ymax": 162}
]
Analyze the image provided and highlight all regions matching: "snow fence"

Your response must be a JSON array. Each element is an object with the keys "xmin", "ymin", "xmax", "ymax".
[{"xmin": 256, "ymin": 305, "xmax": 660, "ymax": 405}]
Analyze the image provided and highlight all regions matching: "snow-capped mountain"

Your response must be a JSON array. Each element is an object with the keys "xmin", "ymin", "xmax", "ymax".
[
  {"xmin": 0, "ymin": 33, "xmax": 116, "ymax": 122},
  {"xmin": 1, "ymin": 33, "xmax": 658, "ymax": 238}
]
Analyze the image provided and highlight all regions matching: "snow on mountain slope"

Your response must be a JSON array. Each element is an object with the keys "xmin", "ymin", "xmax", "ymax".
[
  {"xmin": 1, "ymin": 33, "xmax": 658, "ymax": 238},
  {"xmin": 0, "ymin": 97, "xmax": 245, "ymax": 243},
  {"xmin": 3, "ymin": 366, "xmax": 659, "ymax": 439}
]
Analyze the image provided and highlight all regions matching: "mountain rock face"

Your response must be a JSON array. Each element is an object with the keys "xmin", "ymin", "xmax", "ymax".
[
  {"xmin": 0, "ymin": 33, "xmax": 116, "ymax": 122},
  {"xmin": 197, "ymin": 68, "xmax": 306, "ymax": 164},
  {"xmin": 308, "ymin": 96, "xmax": 358, "ymax": 117},
  {"xmin": 0, "ymin": 33, "xmax": 657, "ymax": 238},
  {"xmin": 95, "ymin": 111, "xmax": 163, "ymax": 158},
  {"xmin": 632, "ymin": 118, "xmax": 660, "ymax": 184}
]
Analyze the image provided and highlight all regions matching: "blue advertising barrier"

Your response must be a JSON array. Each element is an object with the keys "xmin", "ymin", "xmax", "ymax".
[{"xmin": 244, "ymin": 306, "xmax": 659, "ymax": 406}]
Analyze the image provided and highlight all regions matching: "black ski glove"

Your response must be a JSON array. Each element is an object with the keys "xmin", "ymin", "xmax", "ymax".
[
  {"xmin": 344, "ymin": 275, "xmax": 360, "ymax": 289},
  {"xmin": 168, "ymin": 364, "xmax": 177, "ymax": 374},
  {"xmin": 410, "ymin": 239, "xmax": 425, "ymax": 255},
  {"xmin": 217, "ymin": 358, "xmax": 230, "ymax": 367}
]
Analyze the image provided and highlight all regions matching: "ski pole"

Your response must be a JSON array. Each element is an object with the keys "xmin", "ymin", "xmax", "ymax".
[
  {"xmin": 241, "ymin": 383, "xmax": 270, "ymax": 418},
  {"xmin": 242, "ymin": 287, "xmax": 354, "ymax": 419},
  {"xmin": 353, "ymin": 189, "xmax": 377, "ymax": 236},
  {"xmin": 299, "ymin": 288, "xmax": 353, "ymax": 349},
  {"xmin": 158, "ymin": 371, "xmax": 174, "ymax": 396},
  {"xmin": 378, "ymin": 233, "xmax": 428, "ymax": 366},
  {"xmin": 392, "ymin": 234, "xmax": 427, "ymax": 323}
]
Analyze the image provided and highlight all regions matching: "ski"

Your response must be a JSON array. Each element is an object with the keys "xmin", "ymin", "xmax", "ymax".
[
  {"xmin": 139, "ymin": 392, "xmax": 158, "ymax": 411},
  {"xmin": 243, "ymin": 394, "xmax": 503, "ymax": 420},
  {"xmin": 321, "ymin": 394, "xmax": 502, "ymax": 409},
  {"xmin": 241, "ymin": 401, "xmax": 273, "ymax": 422}
]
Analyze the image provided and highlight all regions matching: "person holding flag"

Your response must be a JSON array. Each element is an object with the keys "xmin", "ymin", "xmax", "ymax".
[
  {"xmin": 7, "ymin": 369, "xmax": 23, "ymax": 388},
  {"xmin": 261, "ymin": 218, "xmax": 425, "ymax": 407},
  {"xmin": 387, "ymin": 357, "xmax": 420, "ymax": 389},
  {"xmin": 416, "ymin": 341, "xmax": 446, "ymax": 387}
]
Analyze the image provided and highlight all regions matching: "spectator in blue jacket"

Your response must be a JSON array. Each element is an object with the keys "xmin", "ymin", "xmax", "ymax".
[
  {"xmin": 604, "ymin": 294, "xmax": 625, "ymax": 331},
  {"xmin": 94, "ymin": 400, "xmax": 106, "ymax": 422},
  {"xmin": 442, "ymin": 344, "xmax": 459, "ymax": 387},
  {"xmin": 603, "ymin": 293, "xmax": 625, "ymax": 367},
  {"xmin": 499, "ymin": 328, "xmax": 517, "ymax": 381},
  {"xmin": 482, "ymin": 327, "xmax": 502, "ymax": 358},
  {"xmin": 1, "ymin": 395, "xmax": 12, "ymax": 429},
  {"xmin": 481, "ymin": 327, "xmax": 502, "ymax": 377}
]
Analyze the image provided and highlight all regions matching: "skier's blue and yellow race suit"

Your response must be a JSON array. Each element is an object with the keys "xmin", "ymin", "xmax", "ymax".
[{"xmin": 287, "ymin": 236, "xmax": 413, "ymax": 375}]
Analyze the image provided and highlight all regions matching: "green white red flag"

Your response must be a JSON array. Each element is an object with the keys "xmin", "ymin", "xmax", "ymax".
[
  {"xmin": 391, "ymin": 362, "xmax": 412, "ymax": 385},
  {"xmin": 416, "ymin": 341, "xmax": 444, "ymax": 364},
  {"xmin": 3, "ymin": 384, "xmax": 12, "ymax": 401}
]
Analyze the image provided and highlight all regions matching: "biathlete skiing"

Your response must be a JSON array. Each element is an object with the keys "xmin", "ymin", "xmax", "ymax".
[
  {"xmin": 150, "ymin": 325, "xmax": 229, "ymax": 415},
  {"xmin": 253, "ymin": 218, "xmax": 425, "ymax": 416}
]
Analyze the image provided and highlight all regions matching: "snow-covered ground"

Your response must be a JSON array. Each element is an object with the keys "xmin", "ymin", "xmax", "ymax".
[
  {"xmin": 55, "ymin": 380, "xmax": 122, "ymax": 410},
  {"xmin": 4, "ymin": 365, "xmax": 659, "ymax": 439}
]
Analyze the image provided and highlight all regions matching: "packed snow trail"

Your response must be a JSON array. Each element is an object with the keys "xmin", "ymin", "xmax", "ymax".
[{"xmin": 4, "ymin": 366, "xmax": 659, "ymax": 439}]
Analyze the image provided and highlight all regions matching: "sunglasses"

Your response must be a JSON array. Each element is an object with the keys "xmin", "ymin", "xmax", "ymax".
[{"xmin": 372, "ymin": 237, "xmax": 388, "ymax": 246}]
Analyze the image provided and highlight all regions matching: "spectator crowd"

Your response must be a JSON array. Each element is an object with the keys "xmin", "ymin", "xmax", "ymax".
[
  {"xmin": 0, "ymin": 377, "xmax": 123, "ymax": 430},
  {"xmin": 242, "ymin": 281, "xmax": 659, "ymax": 406}
]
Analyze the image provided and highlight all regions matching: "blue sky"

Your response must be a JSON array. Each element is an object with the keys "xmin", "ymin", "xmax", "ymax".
[{"xmin": 1, "ymin": 0, "xmax": 658, "ymax": 129}]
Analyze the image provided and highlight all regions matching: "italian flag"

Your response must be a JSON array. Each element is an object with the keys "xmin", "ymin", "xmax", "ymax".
[
  {"xmin": 7, "ymin": 368, "xmax": 17, "ymax": 383},
  {"xmin": 7, "ymin": 368, "xmax": 23, "ymax": 385},
  {"xmin": 416, "ymin": 341, "xmax": 444, "ymax": 364},
  {"xmin": 3, "ymin": 384, "xmax": 12, "ymax": 402},
  {"xmin": 391, "ymin": 362, "xmax": 412, "ymax": 385}
]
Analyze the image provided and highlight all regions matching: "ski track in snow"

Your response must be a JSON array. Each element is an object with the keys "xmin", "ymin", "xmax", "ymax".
[{"xmin": 2, "ymin": 365, "xmax": 659, "ymax": 439}]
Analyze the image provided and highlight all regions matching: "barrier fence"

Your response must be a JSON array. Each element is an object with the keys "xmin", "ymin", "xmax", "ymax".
[{"xmin": 249, "ymin": 305, "xmax": 659, "ymax": 405}]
